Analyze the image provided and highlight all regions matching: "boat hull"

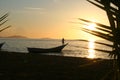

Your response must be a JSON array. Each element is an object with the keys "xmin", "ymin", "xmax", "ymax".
[
  {"xmin": 27, "ymin": 43, "xmax": 68, "ymax": 53},
  {"xmin": 0, "ymin": 42, "xmax": 5, "ymax": 50}
]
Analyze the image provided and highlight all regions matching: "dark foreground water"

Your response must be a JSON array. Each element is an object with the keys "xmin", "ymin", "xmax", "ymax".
[{"xmin": 0, "ymin": 38, "xmax": 112, "ymax": 59}]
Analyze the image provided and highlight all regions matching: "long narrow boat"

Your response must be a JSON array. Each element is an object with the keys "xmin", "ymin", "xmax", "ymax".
[
  {"xmin": 27, "ymin": 43, "xmax": 68, "ymax": 53},
  {"xmin": 0, "ymin": 42, "xmax": 5, "ymax": 50}
]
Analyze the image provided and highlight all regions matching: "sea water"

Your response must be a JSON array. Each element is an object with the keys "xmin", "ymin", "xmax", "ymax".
[{"xmin": 0, "ymin": 38, "xmax": 112, "ymax": 59}]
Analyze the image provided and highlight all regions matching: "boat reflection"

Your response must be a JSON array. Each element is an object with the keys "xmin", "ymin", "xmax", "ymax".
[{"xmin": 87, "ymin": 40, "xmax": 96, "ymax": 58}]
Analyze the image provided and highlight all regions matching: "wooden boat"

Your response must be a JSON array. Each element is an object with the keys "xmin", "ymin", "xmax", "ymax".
[
  {"xmin": 27, "ymin": 43, "xmax": 68, "ymax": 53},
  {"xmin": 0, "ymin": 42, "xmax": 5, "ymax": 50}
]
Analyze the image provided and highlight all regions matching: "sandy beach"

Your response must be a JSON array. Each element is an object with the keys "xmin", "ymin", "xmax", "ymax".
[
  {"xmin": 0, "ymin": 51, "xmax": 114, "ymax": 80},
  {"xmin": 0, "ymin": 37, "xmax": 114, "ymax": 80}
]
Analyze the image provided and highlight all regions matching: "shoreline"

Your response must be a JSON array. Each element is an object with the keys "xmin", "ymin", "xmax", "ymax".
[{"xmin": 0, "ymin": 51, "xmax": 114, "ymax": 80}]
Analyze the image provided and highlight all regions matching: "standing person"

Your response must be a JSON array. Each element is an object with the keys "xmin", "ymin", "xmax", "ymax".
[{"xmin": 62, "ymin": 38, "xmax": 65, "ymax": 45}]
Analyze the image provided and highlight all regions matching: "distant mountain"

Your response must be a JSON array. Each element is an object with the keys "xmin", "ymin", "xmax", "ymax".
[
  {"xmin": 40, "ymin": 38, "xmax": 53, "ymax": 39},
  {"xmin": 0, "ymin": 35, "xmax": 28, "ymax": 38}
]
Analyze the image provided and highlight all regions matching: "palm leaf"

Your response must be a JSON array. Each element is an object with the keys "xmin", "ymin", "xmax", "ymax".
[
  {"xmin": 87, "ymin": 0, "xmax": 105, "ymax": 11},
  {"xmin": 94, "ymin": 0, "xmax": 119, "ymax": 14},
  {"xmin": 78, "ymin": 18, "xmax": 111, "ymax": 30},
  {"xmin": 0, "ymin": 13, "xmax": 9, "ymax": 22},
  {"xmin": 0, "ymin": 25, "xmax": 11, "ymax": 32},
  {"xmin": 86, "ymin": 0, "xmax": 120, "ymax": 79},
  {"xmin": 87, "ymin": 0, "xmax": 118, "ymax": 16},
  {"xmin": 79, "ymin": 46, "xmax": 112, "ymax": 53},
  {"xmin": 81, "ymin": 28, "xmax": 113, "ymax": 42},
  {"xmin": 78, "ymin": 39, "xmax": 113, "ymax": 47},
  {"xmin": 94, "ymin": 41, "xmax": 113, "ymax": 47},
  {"xmin": 96, "ymin": 27, "xmax": 112, "ymax": 34},
  {"xmin": 0, "ymin": 20, "xmax": 8, "ymax": 26}
]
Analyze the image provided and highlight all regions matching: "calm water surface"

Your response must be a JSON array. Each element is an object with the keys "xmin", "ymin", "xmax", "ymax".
[{"xmin": 0, "ymin": 38, "xmax": 112, "ymax": 59}]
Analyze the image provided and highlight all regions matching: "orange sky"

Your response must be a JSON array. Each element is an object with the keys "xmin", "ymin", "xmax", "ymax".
[{"xmin": 0, "ymin": 0, "xmax": 110, "ymax": 40}]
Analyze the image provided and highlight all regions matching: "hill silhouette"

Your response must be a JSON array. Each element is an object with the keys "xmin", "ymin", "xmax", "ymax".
[{"xmin": 0, "ymin": 35, "xmax": 28, "ymax": 38}]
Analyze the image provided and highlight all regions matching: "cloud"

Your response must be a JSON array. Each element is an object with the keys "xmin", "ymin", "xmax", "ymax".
[
  {"xmin": 12, "ymin": 7, "xmax": 47, "ymax": 15},
  {"xmin": 24, "ymin": 7, "xmax": 45, "ymax": 11},
  {"xmin": 23, "ymin": 7, "xmax": 46, "ymax": 14}
]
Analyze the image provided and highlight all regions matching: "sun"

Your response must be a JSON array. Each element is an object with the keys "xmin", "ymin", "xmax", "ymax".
[{"xmin": 86, "ymin": 23, "xmax": 96, "ymax": 30}]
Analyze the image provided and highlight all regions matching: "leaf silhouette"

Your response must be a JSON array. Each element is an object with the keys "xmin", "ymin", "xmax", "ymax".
[
  {"xmin": 0, "ymin": 13, "xmax": 11, "ymax": 32},
  {"xmin": 80, "ymin": 0, "xmax": 120, "ymax": 79}
]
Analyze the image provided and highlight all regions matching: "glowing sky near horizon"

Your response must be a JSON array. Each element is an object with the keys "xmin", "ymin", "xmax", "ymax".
[{"xmin": 0, "ymin": 0, "xmax": 110, "ymax": 40}]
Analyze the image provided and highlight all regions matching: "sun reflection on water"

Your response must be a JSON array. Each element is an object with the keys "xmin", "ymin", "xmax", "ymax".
[{"xmin": 87, "ymin": 40, "xmax": 96, "ymax": 59}]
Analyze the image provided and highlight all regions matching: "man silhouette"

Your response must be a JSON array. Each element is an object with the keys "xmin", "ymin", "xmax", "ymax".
[{"xmin": 62, "ymin": 38, "xmax": 64, "ymax": 45}]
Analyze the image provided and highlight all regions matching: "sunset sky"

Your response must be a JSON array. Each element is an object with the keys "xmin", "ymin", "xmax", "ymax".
[{"xmin": 0, "ymin": 0, "xmax": 110, "ymax": 40}]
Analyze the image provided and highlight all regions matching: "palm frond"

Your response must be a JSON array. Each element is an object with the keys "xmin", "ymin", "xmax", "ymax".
[
  {"xmin": 96, "ymin": 27, "xmax": 112, "ymax": 34},
  {"xmin": 85, "ymin": 0, "xmax": 120, "ymax": 78},
  {"xmin": 87, "ymin": 0, "xmax": 118, "ymax": 16},
  {"xmin": 94, "ymin": 41, "xmax": 113, "ymax": 47},
  {"xmin": 81, "ymin": 28, "xmax": 113, "ymax": 42},
  {"xmin": 80, "ymin": 46, "xmax": 112, "ymax": 53},
  {"xmin": 78, "ymin": 18, "xmax": 111, "ymax": 30},
  {"xmin": 0, "ymin": 25, "xmax": 11, "ymax": 32},
  {"xmin": 0, "ymin": 13, "xmax": 9, "ymax": 22},
  {"xmin": 87, "ymin": 0, "xmax": 105, "ymax": 11},
  {"xmin": 78, "ymin": 39, "xmax": 113, "ymax": 47},
  {"xmin": 94, "ymin": 48, "xmax": 112, "ymax": 53},
  {"xmin": 0, "ymin": 20, "xmax": 8, "ymax": 26}
]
